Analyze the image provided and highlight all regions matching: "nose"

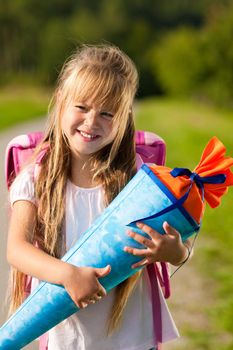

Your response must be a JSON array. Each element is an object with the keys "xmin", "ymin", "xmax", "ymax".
[{"xmin": 84, "ymin": 109, "xmax": 98, "ymax": 127}]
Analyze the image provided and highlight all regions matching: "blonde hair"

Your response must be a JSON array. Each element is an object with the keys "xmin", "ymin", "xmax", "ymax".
[{"xmin": 9, "ymin": 44, "xmax": 141, "ymax": 334}]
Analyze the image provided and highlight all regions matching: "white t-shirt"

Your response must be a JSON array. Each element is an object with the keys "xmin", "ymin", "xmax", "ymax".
[{"xmin": 10, "ymin": 167, "xmax": 179, "ymax": 350}]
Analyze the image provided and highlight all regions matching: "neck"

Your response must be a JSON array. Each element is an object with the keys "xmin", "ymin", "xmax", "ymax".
[{"xmin": 70, "ymin": 156, "xmax": 98, "ymax": 188}]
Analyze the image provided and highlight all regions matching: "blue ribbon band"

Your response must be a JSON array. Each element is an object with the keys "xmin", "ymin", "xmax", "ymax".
[{"xmin": 170, "ymin": 168, "xmax": 226, "ymax": 201}]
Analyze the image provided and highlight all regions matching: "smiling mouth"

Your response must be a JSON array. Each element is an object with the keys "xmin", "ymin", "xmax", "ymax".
[{"xmin": 77, "ymin": 130, "xmax": 100, "ymax": 140}]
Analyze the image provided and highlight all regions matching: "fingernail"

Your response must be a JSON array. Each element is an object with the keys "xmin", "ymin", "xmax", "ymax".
[
  {"xmin": 136, "ymin": 222, "xmax": 143, "ymax": 228},
  {"xmin": 126, "ymin": 230, "xmax": 132, "ymax": 236}
]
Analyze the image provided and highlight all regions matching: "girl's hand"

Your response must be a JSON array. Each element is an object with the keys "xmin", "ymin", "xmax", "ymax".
[
  {"xmin": 62, "ymin": 264, "xmax": 111, "ymax": 309},
  {"xmin": 124, "ymin": 221, "xmax": 191, "ymax": 268}
]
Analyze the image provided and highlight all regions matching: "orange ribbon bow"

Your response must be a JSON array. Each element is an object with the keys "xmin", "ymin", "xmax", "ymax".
[{"xmin": 150, "ymin": 137, "xmax": 233, "ymax": 224}]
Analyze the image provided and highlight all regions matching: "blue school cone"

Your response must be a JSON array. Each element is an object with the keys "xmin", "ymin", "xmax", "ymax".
[{"xmin": 0, "ymin": 165, "xmax": 199, "ymax": 349}]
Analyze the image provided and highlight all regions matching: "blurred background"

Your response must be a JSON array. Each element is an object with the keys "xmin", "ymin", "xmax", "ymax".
[{"xmin": 0, "ymin": 0, "xmax": 233, "ymax": 349}]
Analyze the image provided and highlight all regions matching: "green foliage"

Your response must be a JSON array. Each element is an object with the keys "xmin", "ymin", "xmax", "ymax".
[
  {"xmin": 199, "ymin": 7, "xmax": 233, "ymax": 106},
  {"xmin": 0, "ymin": 0, "xmax": 229, "ymax": 98},
  {"xmin": 150, "ymin": 28, "xmax": 203, "ymax": 96},
  {"xmin": 38, "ymin": 18, "xmax": 73, "ymax": 83},
  {"xmin": 150, "ymin": 3, "xmax": 233, "ymax": 106}
]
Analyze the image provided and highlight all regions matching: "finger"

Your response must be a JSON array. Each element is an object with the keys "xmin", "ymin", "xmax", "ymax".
[
  {"xmin": 124, "ymin": 245, "xmax": 148, "ymax": 256},
  {"xmin": 80, "ymin": 302, "xmax": 89, "ymax": 309},
  {"xmin": 68, "ymin": 294, "xmax": 84, "ymax": 309},
  {"xmin": 94, "ymin": 265, "xmax": 111, "ymax": 278},
  {"xmin": 96, "ymin": 286, "xmax": 107, "ymax": 298},
  {"xmin": 163, "ymin": 221, "xmax": 179, "ymax": 236},
  {"xmin": 136, "ymin": 222, "xmax": 161, "ymax": 239},
  {"xmin": 87, "ymin": 298, "xmax": 97, "ymax": 304},
  {"xmin": 91, "ymin": 292, "xmax": 104, "ymax": 302},
  {"xmin": 127, "ymin": 230, "xmax": 154, "ymax": 248},
  {"xmin": 95, "ymin": 294, "xmax": 103, "ymax": 301},
  {"xmin": 73, "ymin": 299, "xmax": 81, "ymax": 309},
  {"xmin": 131, "ymin": 258, "xmax": 149, "ymax": 269}
]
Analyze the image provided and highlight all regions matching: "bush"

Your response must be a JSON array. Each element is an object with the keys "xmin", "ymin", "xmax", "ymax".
[
  {"xmin": 150, "ymin": 27, "xmax": 203, "ymax": 96},
  {"xmin": 199, "ymin": 6, "xmax": 233, "ymax": 106},
  {"xmin": 150, "ymin": 4, "xmax": 233, "ymax": 106}
]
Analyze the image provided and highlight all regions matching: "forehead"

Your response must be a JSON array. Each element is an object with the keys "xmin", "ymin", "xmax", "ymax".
[
  {"xmin": 75, "ymin": 99, "xmax": 113, "ymax": 112},
  {"xmin": 68, "ymin": 66, "xmax": 124, "ymax": 113}
]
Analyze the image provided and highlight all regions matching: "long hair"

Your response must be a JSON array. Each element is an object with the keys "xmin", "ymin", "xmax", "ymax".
[{"xmin": 9, "ymin": 44, "xmax": 140, "ymax": 333}]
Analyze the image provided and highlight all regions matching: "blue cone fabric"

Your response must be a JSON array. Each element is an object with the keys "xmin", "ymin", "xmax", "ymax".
[{"xmin": 0, "ymin": 165, "xmax": 200, "ymax": 349}]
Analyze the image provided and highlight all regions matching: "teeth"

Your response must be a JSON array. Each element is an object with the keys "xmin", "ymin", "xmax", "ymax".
[{"xmin": 79, "ymin": 131, "xmax": 97, "ymax": 139}]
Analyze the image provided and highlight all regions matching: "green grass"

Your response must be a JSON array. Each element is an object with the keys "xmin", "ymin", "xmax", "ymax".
[
  {"xmin": 0, "ymin": 85, "xmax": 51, "ymax": 130},
  {"xmin": 136, "ymin": 97, "xmax": 233, "ymax": 167},
  {"xmin": 136, "ymin": 97, "xmax": 233, "ymax": 349}
]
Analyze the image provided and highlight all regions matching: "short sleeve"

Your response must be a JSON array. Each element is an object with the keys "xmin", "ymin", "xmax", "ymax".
[{"xmin": 9, "ymin": 166, "xmax": 36, "ymax": 207}]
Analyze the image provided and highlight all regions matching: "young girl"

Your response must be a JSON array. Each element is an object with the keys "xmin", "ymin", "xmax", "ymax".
[{"xmin": 7, "ymin": 44, "xmax": 191, "ymax": 350}]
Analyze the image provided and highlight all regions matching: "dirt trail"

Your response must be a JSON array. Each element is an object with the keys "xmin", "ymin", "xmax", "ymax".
[
  {"xmin": 0, "ymin": 118, "xmax": 211, "ymax": 350},
  {"xmin": 164, "ymin": 249, "xmax": 212, "ymax": 350}
]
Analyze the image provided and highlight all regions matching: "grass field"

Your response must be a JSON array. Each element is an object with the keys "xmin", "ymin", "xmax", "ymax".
[
  {"xmin": 0, "ymin": 86, "xmax": 50, "ymax": 130},
  {"xmin": 136, "ymin": 97, "xmax": 233, "ymax": 350},
  {"xmin": 1, "ymin": 88, "xmax": 233, "ymax": 349}
]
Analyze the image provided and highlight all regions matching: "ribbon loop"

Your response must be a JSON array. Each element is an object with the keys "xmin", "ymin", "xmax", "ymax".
[{"xmin": 170, "ymin": 167, "xmax": 226, "ymax": 201}]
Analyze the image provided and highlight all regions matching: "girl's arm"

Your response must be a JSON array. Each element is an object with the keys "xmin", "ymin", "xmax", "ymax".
[{"xmin": 7, "ymin": 200, "xmax": 110, "ymax": 308}]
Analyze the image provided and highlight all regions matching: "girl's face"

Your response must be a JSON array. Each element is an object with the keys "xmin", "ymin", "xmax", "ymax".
[{"xmin": 61, "ymin": 99, "xmax": 118, "ymax": 160}]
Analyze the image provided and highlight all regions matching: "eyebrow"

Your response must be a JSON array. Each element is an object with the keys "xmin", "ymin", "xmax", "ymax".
[{"xmin": 75, "ymin": 101, "xmax": 114, "ymax": 112}]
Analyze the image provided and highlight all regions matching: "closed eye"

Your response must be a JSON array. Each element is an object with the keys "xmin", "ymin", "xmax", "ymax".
[
  {"xmin": 100, "ymin": 112, "xmax": 114, "ymax": 120},
  {"xmin": 75, "ymin": 105, "xmax": 87, "ymax": 112}
]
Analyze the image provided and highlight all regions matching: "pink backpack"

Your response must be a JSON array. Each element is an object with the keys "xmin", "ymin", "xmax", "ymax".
[{"xmin": 5, "ymin": 130, "xmax": 169, "ymax": 349}]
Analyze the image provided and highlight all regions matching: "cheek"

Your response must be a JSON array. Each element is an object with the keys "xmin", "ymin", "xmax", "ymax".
[
  {"xmin": 108, "ymin": 123, "xmax": 119, "ymax": 139},
  {"xmin": 60, "ymin": 108, "xmax": 77, "ymax": 133}
]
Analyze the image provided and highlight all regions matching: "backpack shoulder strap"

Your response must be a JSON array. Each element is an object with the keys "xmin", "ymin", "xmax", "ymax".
[
  {"xmin": 135, "ymin": 130, "xmax": 166, "ymax": 167},
  {"xmin": 135, "ymin": 130, "xmax": 170, "ymax": 294},
  {"xmin": 136, "ymin": 131, "xmax": 170, "ymax": 347},
  {"xmin": 5, "ymin": 132, "xmax": 43, "ymax": 189},
  {"xmin": 39, "ymin": 333, "xmax": 49, "ymax": 350}
]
